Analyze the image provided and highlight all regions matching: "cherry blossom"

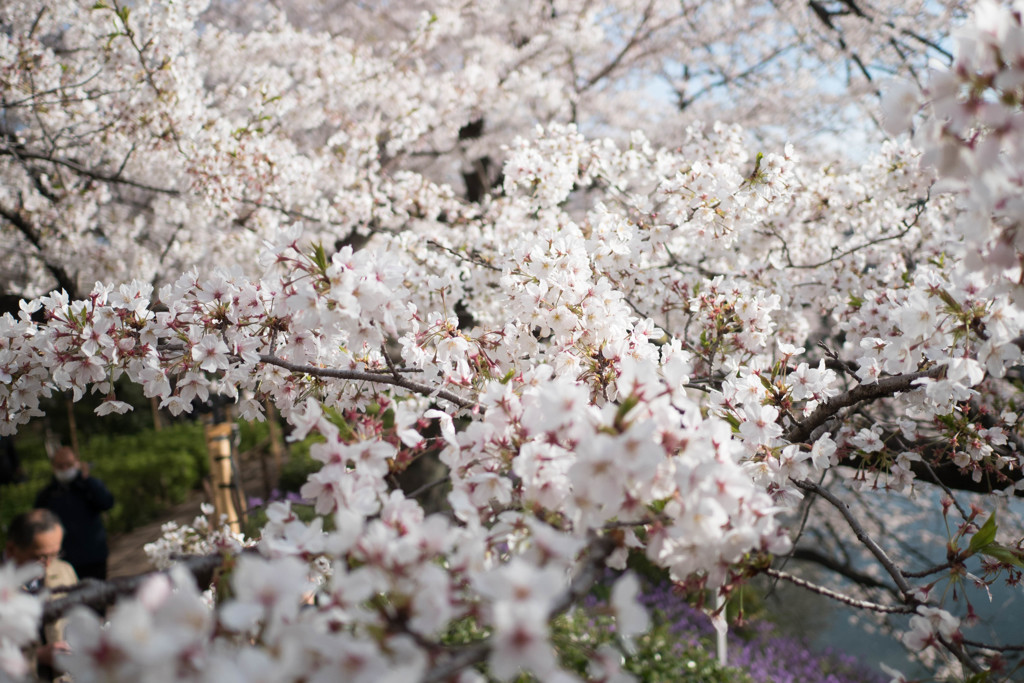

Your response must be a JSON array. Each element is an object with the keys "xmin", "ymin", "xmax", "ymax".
[
  {"xmin": 1, "ymin": 0, "xmax": 1023, "ymax": 681},
  {"xmin": 0, "ymin": 563, "xmax": 43, "ymax": 678}
]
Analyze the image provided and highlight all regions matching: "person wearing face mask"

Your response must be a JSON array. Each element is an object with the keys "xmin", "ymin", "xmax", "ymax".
[{"xmin": 34, "ymin": 447, "xmax": 114, "ymax": 580}]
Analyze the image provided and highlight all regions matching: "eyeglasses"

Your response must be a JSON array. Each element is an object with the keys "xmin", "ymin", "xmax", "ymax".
[{"xmin": 33, "ymin": 549, "xmax": 63, "ymax": 564}]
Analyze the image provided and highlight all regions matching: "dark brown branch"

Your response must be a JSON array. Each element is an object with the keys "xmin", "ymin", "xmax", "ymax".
[
  {"xmin": 0, "ymin": 147, "xmax": 181, "ymax": 196},
  {"xmin": 793, "ymin": 478, "xmax": 913, "ymax": 596},
  {"xmin": 961, "ymin": 638, "xmax": 1024, "ymax": 653},
  {"xmin": 786, "ymin": 367, "xmax": 940, "ymax": 444},
  {"xmin": 838, "ymin": 432, "xmax": 1024, "ymax": 498},
  {"xmin": 793, "ymin": 478, "xmax": 982, "ymax": 674},
  {"xmin": 259, "ymin": 354, "xmax": 474, "ymax": 410},
  {"xmin": 407, "ymin": 474, "xmax": 450, "ymax": 500},
  {"xmin": 43, "ymin": 553, "xmax": 225, "ymax": 623},
  {"xmin": 425, "ymin": 239, "xmax": 502, "ymax": 272},
  {"xmin": 0, "ymin": 203, "xmax": 81, "ymax": 299},
  {"xmin": 913, "ymin": 456, "xmax": 1023, "ymax": 499},
  {"xmin": 902, "ymin": 561, "xmax": 953, "ymax": 579},
  {"xmin": 784, "ymin": 198, "xmax": 926, "ymax": 269},
  {"xmin": 840, "ymin": 451, "xmax": 1024, "ymax": 498}
]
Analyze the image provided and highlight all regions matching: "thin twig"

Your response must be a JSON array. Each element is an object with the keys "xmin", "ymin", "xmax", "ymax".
[
  {"xmin": 407, "ymin": 475, "xmax": 450, "ymax": 499},
  {"xmin": 786, "ymin": 546, "xmax": 896, "ymax": 593},
  {"xmin": 792, "ymin": 478, "xmax": 983, "ymax": 674},
  {"xmin": 793, "ymin": 478, "xmax": 914, "ymax": 597},
  {"xmin": 425, "ymin": 239, "xmax": 502, "ymax": 272},
  {"xmin": 920, "ymin": 460, "xmax": 971, "ymax": 521},
  {"xmin": 0, "ymin": 147, "xmax": 180, "ymax": 195},
  {"xmin": 961, "ymin": 638, "xmax": 1024, "ymax": 653},
  {"xmin": 763, "ymin": 568, "xmax": 911, "ymax": 614},
  {"xmin": 902, "ymin": 561, "xmax": 954, "ymax": 579}
]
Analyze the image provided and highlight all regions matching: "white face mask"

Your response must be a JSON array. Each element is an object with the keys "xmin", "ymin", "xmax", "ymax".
[{"xmin": 55, "ymin": 467, "xmax": 79, "ymax": 484}]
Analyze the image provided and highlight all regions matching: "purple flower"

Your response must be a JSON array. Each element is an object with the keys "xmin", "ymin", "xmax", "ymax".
[{"xmin": 638, "ymin": 577, "xmax": 886, "ymax": 683}]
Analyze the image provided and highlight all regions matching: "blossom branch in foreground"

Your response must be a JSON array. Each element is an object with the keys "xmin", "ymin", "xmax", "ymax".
[{"xmin": 41, "ymin": 554, "xmax": 227, "ymax": 624}]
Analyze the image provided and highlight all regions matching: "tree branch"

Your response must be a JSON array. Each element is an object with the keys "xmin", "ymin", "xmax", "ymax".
[
  {"xmin": 42, "ymin": 553, "xmax": 225, "ymax": 623},
  {"xmin": 259, "ymin": 354, "xmax": 474, "ymax": 410},
  {"xmin": 0, "ymin": 203, "xmax": 81, "ymax": 299},
  {"xmin": 0, "ymin": 146, "xmax": 181, "ymax": 196},
  {"xmin": 790, "ymin": 479, "xmax": 983, "ymax": 675},
  {"xmin": 793, "ymin": 478, "xmax": 914, "ymax": 596},
  {"xmin": 763, "ymin": 567, "xmax": 911, "ymax": 614},
  {"xmin": 785, "ymin": 367, "xmax": 940, "ymax": 444},
  {"xmin": 792, "ymin": 478, "xmax": 983, "ymax": 674}
]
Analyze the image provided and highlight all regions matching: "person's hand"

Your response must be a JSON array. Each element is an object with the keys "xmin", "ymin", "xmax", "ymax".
[
  {"xmin": 80, "ymin": 461, "xmax": 90, "ymax": 478},
  {"xmin": 36, "ymin": 641, "xmax": 71, "ymax": 666}
]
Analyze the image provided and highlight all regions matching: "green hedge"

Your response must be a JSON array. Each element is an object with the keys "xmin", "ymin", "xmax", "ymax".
[
  {"xmin": 0, "ymin": 480, "xmax": 40, "ymax": 537},
  {"xmin": 81, "ymin": 423, "xmax": 209, "ymax": 534},
  {"xmin": 236, "ymin": 419, "xmax": 271, "ymax": 456}
]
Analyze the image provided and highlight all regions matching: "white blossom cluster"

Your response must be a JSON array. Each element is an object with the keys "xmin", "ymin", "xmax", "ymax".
[
  {"xmin": 143, "ymin": 504, "xmax": 248, "ymax": 571},
  {"xmin": 1, "ymin": 0, "xmax": 1024, "ymax": 681}
]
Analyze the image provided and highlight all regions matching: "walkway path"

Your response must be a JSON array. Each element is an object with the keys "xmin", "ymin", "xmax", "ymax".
[
  {"xmin": 106, "ymin": 455, "xmax": 273, "ymax": 578},
  {"xmin": 106, "ymin": 489, "xmax": 207, "ymax": 578}
]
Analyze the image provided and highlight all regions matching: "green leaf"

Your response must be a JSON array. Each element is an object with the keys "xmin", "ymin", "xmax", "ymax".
[
  {"xmin": 979, "ymin": 543, "xmax": 1024, "ymax": 569},
  {"xmin": 614, "ymin": 394, "xmax": 640, "ymax": 430},
  {"xmin": 968, "ymin": 513, "xmax": 998, "ymax": 555},
  {"xmin": 934, "ymin": 287, "xmax": 961, "ymax": 313},
  {"xmin": 311, "ymin": 242, "xmax": 329, "ymax": 273},
  {"xmin": 745, "ymin": 151, "xmax": 764, "ymax": 184}
]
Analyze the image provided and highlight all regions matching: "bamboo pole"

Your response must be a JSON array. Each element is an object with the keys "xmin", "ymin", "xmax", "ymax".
[{"xmin": 205, "ymin": 422, "xmax": 240, "ymax": 536}]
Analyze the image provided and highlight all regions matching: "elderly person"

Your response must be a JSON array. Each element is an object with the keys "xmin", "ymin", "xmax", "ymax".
[
  {"xmin": 4, "ymin": 509, "xmax": 77, "ymax": 681},
  {"xmin": 35, "ymin": 447, "xmax": 114, "ymax": 580}
]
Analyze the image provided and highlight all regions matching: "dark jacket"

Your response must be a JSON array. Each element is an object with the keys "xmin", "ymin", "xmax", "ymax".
[
  {"xmin": 0, "ymin": 437, "xmax": 24, "ymax": 484},
  {"xmin": 35, "ymin": 474, "xmax": 114, "ymax": 567}
]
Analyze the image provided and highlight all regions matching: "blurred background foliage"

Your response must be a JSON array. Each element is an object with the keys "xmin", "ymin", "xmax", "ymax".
[{"xmin": 0, "ymin": 384, "xmax": 289, "ymax": 543}]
